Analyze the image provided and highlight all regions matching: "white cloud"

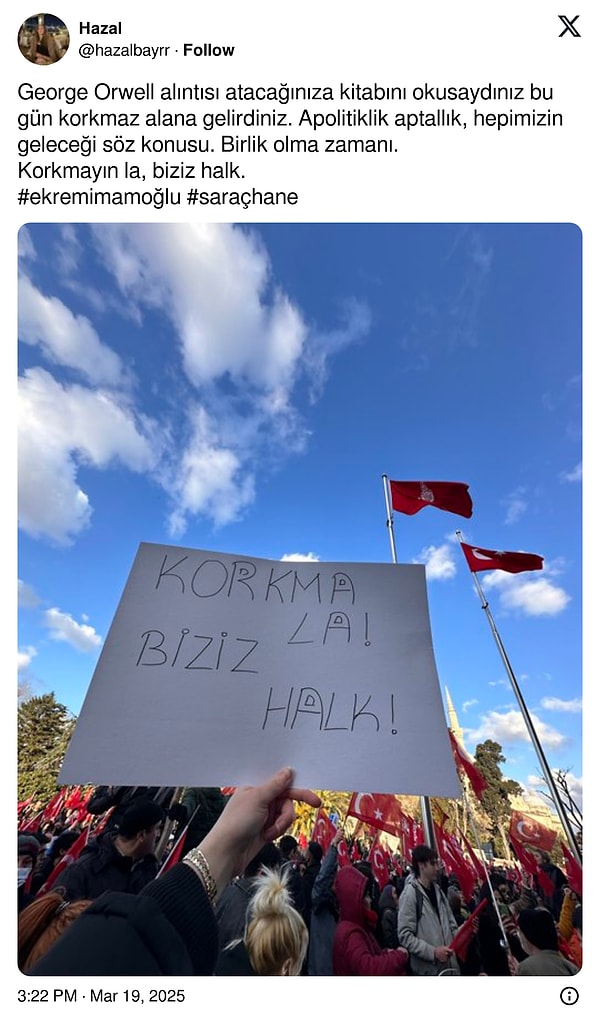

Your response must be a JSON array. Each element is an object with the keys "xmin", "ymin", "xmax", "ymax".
[
  {"xmin": 481, "ymin": 569, "xmax": 570, "ymax": 616},
  {"xmin": 464, "ymin": 708, "xmax": 566, "ymax": 748},
  {"xmin": 414, "ymin": 543, "xmax": 456, "ymax": 581},
  {"xmin": 560, "ymin": 462, "xmax": 582, "ymax": 483},
  {"xmin": 281, "ymin": 552, "xmax": 321, "ymax": 562},
  {"xmin": 18, "ymin": 275, "xmax": 127, "ymax": 387},
  {"xmin": 18, "ymin": 368, "xmax": 159, "ymax": 545},
  {"xmin": 503, "ymin": 488, "xmax": 528, "ymax": 525},
  {"xmin": 18, "ymin": 227, "xmax": 36, "ymax": 260},
  {"xmin": 19, "ymin": 225, "xmax": 371, "ymax": 542},
  {"xmin": 526, "ymin": 771, "xmax": 583, "ymax": 812},
  {"xmin": 540, "ymin": 696, "xmax": 582, "ymax": 713},
  {"xmin": 18, "ymin": 646, "xmax": 37, "ymax": 670},
  {"xmin": 43, "ymin": 607, "xmax": 102, "ymax": 653},
  {"xmin": 462, "ymin": 698, "xmax": 479, "ymax": 712},
  {"xmin": 18, "ymin": 580, "xmax": 40, "ymax": 608}
]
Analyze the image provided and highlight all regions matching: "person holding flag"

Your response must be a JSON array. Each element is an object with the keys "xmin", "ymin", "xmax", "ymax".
[{"xmin": 396, "ymin": 844, "xmax": 460, "ymax": 976}]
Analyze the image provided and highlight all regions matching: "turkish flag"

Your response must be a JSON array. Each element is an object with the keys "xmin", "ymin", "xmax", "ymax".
[
  {"xmin": 368, "ymin": 836, "xmax": 391, "ymax": 891},
  {"xmin": 434, "ymin": 825, "xmax": 476, "ymax": 903},
  {"xmin": 448, "ymin": 730, "xmax": 488, "ymax": 801},
  {"xmin": 311, "ymin": 809, "xmax": 337, "ymax": 853},
  {"xmin": 509, "ymin": 810, "xmax": 557, "ymax": 852},
  {"xmin": 36, "ymin": 826, "xmax": 90, "ymax": 896},
  {"xmin": 461, "ymin": 543, "xmax": 543, "ymax": 575},
  {"xmin": 390, "ymin": 480, "xmax": 472, "ymax": 518},
  {"xmin": 337, "ymin": 838, "xmax": 351, "ymax": 868},
  {"xmin": 347, "ymin": 792, "xmax": 404, "ymax": 839},
  {"xmin": 509, "ymin": 834, "xmax": 540, "ymax": 878},
  {"xmin": 459, "ymin": 829, "xmax": 486, "ymax": 883},
  {"xmin": 20, "ymin": 811, "xmax": 44, "ymax": 835},
  {"xmin": 560, "ymin": 843, "xmax": 582, "ymax": 898},
  {"xmin": 449, "ymin": 898, "xmax": 487, "ymax": 961}
]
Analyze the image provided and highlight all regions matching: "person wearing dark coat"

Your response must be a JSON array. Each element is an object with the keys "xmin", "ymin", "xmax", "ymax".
[
  {"xmin": 29, "ymin": 830, "xmax": 80, "ymax": 896},
  {"xmin": 308, "ymin": 829, "xmax": 342, "ymax": 975},
  {"xmin": 52, "ymin": 800, "xmax": 165, "ymax": 901},
  {"xmin": 215, "ymin": 841, "xmax": 282, "ymax": 950},
  {"xmin": 333, "ymin": 865, "xmax": 409, "ymax": 975},
  {"xmin": 28, "ymin": 767, "xmax": 320, "ymax": 976},
  {"xmin": 300, "ymin": 840, "xmax": 323, "ymax": 929},
  {"xmin": 378, "ymin": 882, "xmax": 401, "ymax": 949},
  {"xmin": 215, "ymin": 867, "xmax": 308, "ymax": 976}
]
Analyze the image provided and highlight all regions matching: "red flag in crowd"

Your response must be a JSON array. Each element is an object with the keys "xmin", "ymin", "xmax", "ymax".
[
  {"xmin": 311, "ymin": 809, "xmax": 337, "ymax": 853},
  {"xmin": 509, "ymin": 833, "xmax": 540, "ymax": 878},
  {"xmin": 449, "ymin": 898, "xmax": 488, "ymax": 961},
  {"xmin": 390, "ymin": 480, "xmax": 473, "ymax": 518},
  {"xmin": 36, "ymin": 826, "xmax": 91, "ymax": 896},
  {"xmin": 157, "ymin": 825, "xmax": 190, "ymax": 878},
  {"xmin": 347, "ymin": 792, "xmax": 405, "ymax": 839},
  {"xmin": 509, "ymin": 810, "xmax": 557, "ymax": 853},
  {"xmin": 434, "ymin": 825, "xmax": 476, "ymax": 903},
  {"xmin": 460, "ymin": 543, "xmax": 544, "ymax": 575},
  {"xmin": 560, "ymin": 843, "xmax": 582, "ymax": 897},
  {"xmin": 20, "ymin": 811, "xmax": 44, "ymax": 835},
  {"xmin": 459, "ymin": 829, "xmax": 486, "ymax": 883},
  {"xmin": 448, "ymin": 730, "xmax": 488, "ymax": 801},
  {"xmin": 336, "ymin": 838, "xmax": 351, "ymax": 868},
  {"xmin": 535, "ymin": 864, "xmax": 557, "ymax": 899},
  {"xmin": 41, "ymin": 788, "xmax": 67, "ymax": 821},
  {"xmin": 368, "ymin": 836, "xmax": 391, "ymax": 891}
]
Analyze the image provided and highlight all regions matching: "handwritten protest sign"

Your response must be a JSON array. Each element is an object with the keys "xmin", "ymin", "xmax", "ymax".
[{"xmin": 59, "ymin": 543, "xmax": 460, "ymax": 795}]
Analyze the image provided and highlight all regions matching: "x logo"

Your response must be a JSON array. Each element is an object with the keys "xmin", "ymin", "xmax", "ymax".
[{"xmin": 558, "ymin": 14, "xmax": 580, "ymax": 36}]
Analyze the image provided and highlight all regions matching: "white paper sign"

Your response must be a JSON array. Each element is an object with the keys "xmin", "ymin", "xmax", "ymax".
[{"xmin": 59, "ymin": 543, "xmax": 460, "ymax": 796}]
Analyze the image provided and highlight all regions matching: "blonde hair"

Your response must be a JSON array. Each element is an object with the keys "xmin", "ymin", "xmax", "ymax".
[{"xmin": 243, "ymin": 866, "xmax": 308, "ymax": 975}]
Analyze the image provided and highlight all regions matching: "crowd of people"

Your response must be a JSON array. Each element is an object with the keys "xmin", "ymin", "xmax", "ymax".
[{"xmin": 17, "ymin": 775, "xmax": 582, "ymax": 977}]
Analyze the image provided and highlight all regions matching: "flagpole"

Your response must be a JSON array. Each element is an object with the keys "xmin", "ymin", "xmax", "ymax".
[
  {"xmin": 382, "ymin": 473, "xmax": 436, "ymax": 849},
  {"xmin": 460, "ymin": 784, "xmax": 511, "ymax": 952},
  {"xmin": 456, "ymin": 530, "xmax": 581, "ymax": 863}
]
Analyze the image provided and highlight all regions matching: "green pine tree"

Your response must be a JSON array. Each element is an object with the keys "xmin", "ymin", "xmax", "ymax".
[
  {"xmin": 17, "ymin": 693, "xmax": 75, "ymax": 804},
  {"xmin": 474, "ymin": 739, "xmax": 522, "ymax": 852}
]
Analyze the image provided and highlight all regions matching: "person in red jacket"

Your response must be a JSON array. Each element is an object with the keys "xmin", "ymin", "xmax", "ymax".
[{"xmin": 332, "ymin": 864, "xmax": 409, "ymax": 975}]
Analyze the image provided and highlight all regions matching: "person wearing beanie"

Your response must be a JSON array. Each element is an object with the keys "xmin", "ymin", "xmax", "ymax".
[{"xmin": 516, "ymin": 908, "xmax": 579, "ymax": 976}]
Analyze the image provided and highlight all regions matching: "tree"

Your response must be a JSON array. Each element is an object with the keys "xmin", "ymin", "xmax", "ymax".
[
  {"xmin": 473, "ymin": 739, "xmax": 523, "ymax": 850},
  {"xmin": 18, "ymin": 693, "xmax": 75, "ymax": 804}
]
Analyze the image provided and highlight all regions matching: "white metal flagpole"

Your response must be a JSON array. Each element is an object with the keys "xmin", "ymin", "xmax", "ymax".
[
  {"xmin": 455, "ymin": 529, "xmax": 581, "ymax": 863},
  {"xmin": 382, "ymin": 473, "xmax": 436, "ymax": 849}
]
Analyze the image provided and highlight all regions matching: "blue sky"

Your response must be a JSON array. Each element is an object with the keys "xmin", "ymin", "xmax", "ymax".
[{"xmin": 17, "ymin": 222, "xmax": 582, "ymax": 810}]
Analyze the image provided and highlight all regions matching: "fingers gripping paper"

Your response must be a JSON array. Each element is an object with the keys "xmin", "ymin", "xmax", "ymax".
[{"xmin": 59, "ymin": 543, "xmax": 460, "ymax": 796}]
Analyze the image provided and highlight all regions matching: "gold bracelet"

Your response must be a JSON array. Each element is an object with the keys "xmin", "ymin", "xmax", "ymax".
[{"xmin": 182, "ymin": 847, "xmax": 217, "ymax": 904}]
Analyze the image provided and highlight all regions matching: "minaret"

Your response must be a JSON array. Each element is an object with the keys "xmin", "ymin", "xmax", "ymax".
[{"xmin": 445, "ymin": 686, "xmax": 465, "ymax": 748}]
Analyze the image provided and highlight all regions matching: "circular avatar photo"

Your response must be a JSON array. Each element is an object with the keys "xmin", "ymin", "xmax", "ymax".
[{"xmin": 18, "ymin": 13, "xmax": 69, "ymax": 64}]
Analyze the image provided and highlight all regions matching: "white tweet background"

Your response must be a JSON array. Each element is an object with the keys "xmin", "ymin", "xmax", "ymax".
[{"xmin": 8, "ymin": 0, "xmax": 595, "ymax": 1017}]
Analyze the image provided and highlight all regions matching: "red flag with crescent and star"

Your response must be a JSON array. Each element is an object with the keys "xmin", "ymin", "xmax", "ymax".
[
  {"xmin": 368, "ymin": 836, "xmax": 391, "ymax": 891},
  {"xmin": 390, "ymin": 480, "xmax": 473, "ymax": 518},
  {"xmin": 347, "ymin": 792, "xmax": 404, "ymax": 839},
  {"xmin": 311, "ymin": 808, "xmax": 337, "ymax": 854},
  {"xmin": 336, "ymin": 837, "xmax": 351, "ymax": 868},
  {"xmin": 460, "ymin": 543, "xmax": 543, "ymax": 574},
  {"xmin": 509, "ymin": 810, "xmax": 557, "ymax": 852}
]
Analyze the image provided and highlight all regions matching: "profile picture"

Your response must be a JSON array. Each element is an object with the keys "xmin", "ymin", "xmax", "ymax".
[{"xmin": 18, "ymin": 12, "xmax": 69, "ymax": 64}]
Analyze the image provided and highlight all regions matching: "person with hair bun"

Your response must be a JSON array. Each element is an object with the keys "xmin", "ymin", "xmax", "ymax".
[
  {"xmin": 18, "ymin": 891, "xmax": 92, "ymax": 972},
  {"xmin": 215, "ymin": 866, "xmax": 308, "ymax": 975}
]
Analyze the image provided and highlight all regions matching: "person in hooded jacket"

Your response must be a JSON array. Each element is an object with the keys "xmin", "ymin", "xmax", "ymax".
[
  {"xmin": 332, "ymin": 864, "xmax": 409, "ymax": 975},
  {"xmin": 307, "ymin": 827, "xmax": 343, "ymax": 975}
]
